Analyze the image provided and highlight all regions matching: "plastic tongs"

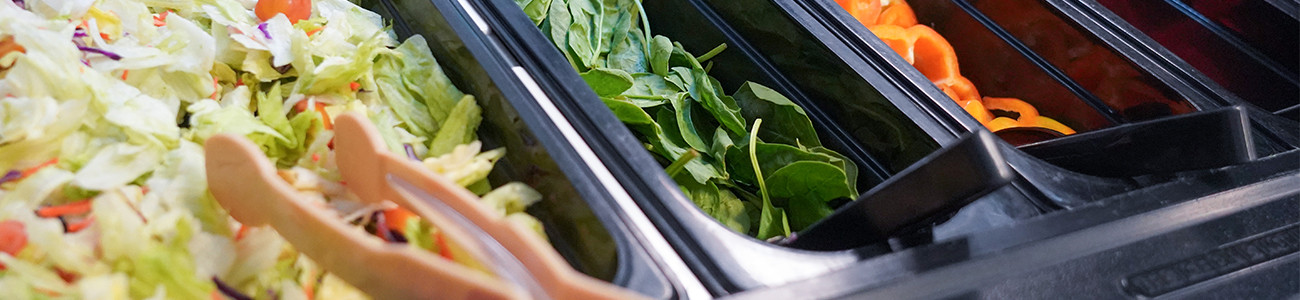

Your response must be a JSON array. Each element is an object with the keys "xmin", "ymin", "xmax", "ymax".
[
  {"xmin": 205, "ymin": 112, "xmax": 644, "ymax": 300},
  {"xmin": 782, "ymin": 130, "xmax": 1015, "ymax": 251}
]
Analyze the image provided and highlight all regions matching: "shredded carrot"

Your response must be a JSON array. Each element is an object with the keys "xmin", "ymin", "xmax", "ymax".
[
  {"xmin": 153, "ymin": 10, "xmax": 170, "ymax": 27},
  {"xmin": 434, "ymin": 231, "xmax": 453, "ymax": 260},
  {"xmin": 294, "ymin": 100, "xmax": 333, "ymax": 130},
  {"xmin": 310, "ymin": 153, "xmax": 320, "ymax": 162},
  {"xmin": 348, "ymin": 82, "xmax": 360, "ymax": 92},
  {"xmin": 315, "ymin": 103, "xmax": 332, "ymax": 130},
  {"xmin": 235, "ymin": 224, "xmax": 248, "ymax": 240},
  {"xmin": 382, "ymin": 208, "xmax": 416, "ymax": 235},
  {"xmin": 0, "ymin": 36, "xmax": 25, "ymax": 58},
  {"xmin": 66, "ymin": 216, "xmax": 95, "ymax": 233},
  {"xmin": 19, "ymin": 158, "xmax": 58, "ymax": 179},
  {"xmin": 36, "ymin": 201, "xmax": 93, "ymax": 218},
  {"xmin": 119, "ymin": 69, "xmax": 129, "ymax": 80},
  {"xmin": 55, "ymin": 268, "xmax": 78, "ymax": 283},
  {"xmin": 306, "ymin": 26, "xmax": 324, "ymax": 37},
  {"xmin": 210, "ymin": 77, "xmax": 220, "ymax": 100}
]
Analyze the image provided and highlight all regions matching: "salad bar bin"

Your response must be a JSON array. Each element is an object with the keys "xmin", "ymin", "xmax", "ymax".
[
  {"xmin": 355, "ymin": 0, "xmax": 695, "ymax": 297},
  {"xmin": 462, "ymin": 0, "xmax": 1300, "ymax": 297},
  {"xmin": 0, "ymin": 0, "xmax": 694, "ymax": 297}
]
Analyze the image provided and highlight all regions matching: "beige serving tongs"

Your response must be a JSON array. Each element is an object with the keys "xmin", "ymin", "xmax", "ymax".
[{"xmin": 206, "ymin": 112, "xmax": 643, "ymax": 300}]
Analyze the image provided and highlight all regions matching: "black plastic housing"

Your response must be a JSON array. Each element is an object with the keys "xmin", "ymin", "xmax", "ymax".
[
  {"xmin": 356, "ymin": 0, "xmax": 683, "ymax": 297},
  {"xmin": 466, "ymin": 0, "xmax": 1300, "ymax": 296}
]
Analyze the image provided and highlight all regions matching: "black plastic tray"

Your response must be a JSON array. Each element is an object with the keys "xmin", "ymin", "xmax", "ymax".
[
  {"xmin": 469, "ymin": 0, "xmax": 1297, "ymax": 296},
  {"xmin": 467, "ymin": 0, "xmax": 1076, "ymax": 294},
  {"xmin": 357, "ymin": 0, "xmax": 682, "ymax": 297}
]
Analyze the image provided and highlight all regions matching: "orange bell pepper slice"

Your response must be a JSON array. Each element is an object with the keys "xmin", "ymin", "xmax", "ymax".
[
  {"xmin": 934, "ymin": 75, "xmax": 980, "ymax": 101},
  {"xmin": 986, "ymin": 117, "xmax": 1021, "ymax": 132},
  {"xmin": 878, "ymin": 0, "xmax": 918, "ymax": 27},
  {"xmin": 839, "ymin": 0, "xmax": 882, "ymax": 26},
  {"xmin": 847, "ymin": 1, "xmax": 1078, "ymax": 137},
  {"xmin": 907, "ymin": 25, "xmax": 961, "ymax": 83},
  {"xmin": 867, "ymin": 24, "xmax": 915, "ymax": 63},
  {"xmin": 982, "ymin": 97, "xmax": 1040, "ymax": 125},
  {"xmin": 1034, "ymin": 116, "xmax": 1076, "ymax": 135},
  {"xmin": 958, "ymin": 99, "xmax": 994, "ymax": 125}
]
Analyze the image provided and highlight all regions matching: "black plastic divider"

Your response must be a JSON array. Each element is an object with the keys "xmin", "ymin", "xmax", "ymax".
[{"xmin": 357, "ymin": 0, "xmax": 678, "ymax": 297}]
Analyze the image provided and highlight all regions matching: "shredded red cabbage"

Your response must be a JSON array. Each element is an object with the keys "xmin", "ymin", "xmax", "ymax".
[
  {"xmin": 212, "ymin": 277, "xmax": 254, "ymax": 300},
  {"xmin": 257, "ymin": 23, "xmax": 272, "ymax": 40},
  {"xmin": 0, "ymin": 170, "xmax": 19, "ymax": 184},
  {"xmin": 403, "ymin": 144, "xmax": 419, "ymax": 161},
  {"xmin": 372, "ymin": 211, "xmax": 395, "ymax": 242},
  {"xmin": 73, "ymin": 28, "xmax": 87, "ymax": 38},
  {"xmin": 77, "ymin": 46, "xmax": 121, "ymax": 60},
  {"xmin": 11, "ymin": 0, "xmax": 24, "ymax": 9}
]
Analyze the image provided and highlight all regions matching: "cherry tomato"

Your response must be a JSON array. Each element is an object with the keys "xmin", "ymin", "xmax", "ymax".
[
  {"xmin": 255, "ymin": 0, "xmax": 312, "ymax": 24},
  {"xmin": 0, "ymin": 220, "xmax": 27, "ymax": 256}
]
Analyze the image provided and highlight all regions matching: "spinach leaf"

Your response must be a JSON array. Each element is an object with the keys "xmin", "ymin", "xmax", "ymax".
[
  {"xmin": 649, "ymin": 35, "xmax": 673, "ymax": 76},
  {"xmin": 600, "ymin": 97, "xmax": 655, "ymax": 125},
  {"xmin": 669, "ymin": 93, "xmax": 711, "ymax": 153},
  {"xmin": 518, "ymin": 0, "xmax": 552, "ymax": 25},
  {"xmin": 748, "ymin": 119, "xmax": 790, "ymax": 239},
  {"xmin": 766, "ymin": 161, "xmax": 851, "ymax": 230},
  {"xmin": 624, "ymin": 73, "xmax": 675, "ymax": 107},
  {"xmin": 710, "ymin": 127, "xmax": 735, "ymax": 163},
  {"xmin": 580, "ymin": 68, "xmax": 634, "ymax": 97},
  {"xmin": 733, "ymin": 82, "xmax": 820, "ymax": 147},
  {"xmin": 766, "ymin": 161, "xmax": 853, "ymax": 204},
  {"xmin": 810, "ymin": 146, "xmax": 859, "ymax": 196},
  {"xmin": 545, "ymin": 0, "xmax": 578, "ymax": 69},
  {"xmin": 669, "ymin": 42, "xmax": 701, "ymax": 69},
  {"xmin": 607, "ymin": 29, "xmax": 648, "ymax": 73},
  {"xmin": 785, "ymin": 194, "xmax": 834, "ymax": 231},
  {"xmin": 724, "ymin": 141, "xmax": 839, "ymax": 187},
  {"xmin": 690, "ymin": 69, "xmax": 746, "ymax": 135},
  {"xmin": 656, "ymin": 109, "xmax": 722, "ymax": 184},
  {"xmin": 515, "ymin": 0, "xmax": 858, "ymax": 240},
  {"xmin": 681, "ymin": 181, "xmax": 752, "ymax": 234},
  {"xmin": 567, "ymin": 21, "xmax": 596, "ymax": 70}
]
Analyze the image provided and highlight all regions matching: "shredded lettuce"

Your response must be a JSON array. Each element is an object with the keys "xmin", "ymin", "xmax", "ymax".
[{"xmin": 0, "ymin": 0, "xmax": 551, "ymax": 297}]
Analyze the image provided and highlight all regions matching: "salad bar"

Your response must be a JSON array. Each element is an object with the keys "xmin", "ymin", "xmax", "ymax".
[{"xmin": 0, "ymin": 0, "xmax": 1295, "ymax": 298}]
